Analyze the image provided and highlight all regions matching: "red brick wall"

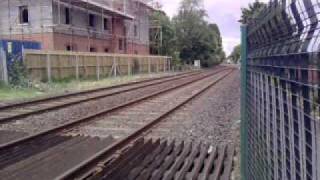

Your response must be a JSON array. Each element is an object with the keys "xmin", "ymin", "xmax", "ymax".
[
  {"xmin": 52, "ymin": 33, "xmax": 112, "ymax": 52},
  {"xmin": 127, "ymin": 42, "xmax": 149, "ymax": 55},
  {"xmin": 4, "ymin": 33, "xmax": 149, "ymax": 55}
]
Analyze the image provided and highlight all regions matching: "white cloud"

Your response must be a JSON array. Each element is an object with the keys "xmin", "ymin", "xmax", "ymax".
[
  {"xmin": 159, "ymin": 0, "xmax": 269, "ymax": 55},
  {"xmin": 223, "ymin": 38, "xmax": 240, "ymax": 55}
]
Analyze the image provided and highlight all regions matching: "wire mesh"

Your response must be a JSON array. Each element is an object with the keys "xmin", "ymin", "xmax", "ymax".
[{"xmin": 246, "ymin": 0, "xmax": 320, "ymax": 180}]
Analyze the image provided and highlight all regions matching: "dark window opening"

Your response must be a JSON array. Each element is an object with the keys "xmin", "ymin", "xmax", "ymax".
[
  {"xmin": 134, "ymin": 25, "xmax": 138, "ymax": 37},
  {"xmin": 119, "ymin": 39, "xmax": 123, "ymax": 50},
  {"xmin": 19, "ymin": 6, "xmax": 29, "ymax": 24},
  {"xmin": 90, "ymin": 47, "xmax": 96, "ymax": 52},
  {"xmin": 66, "ymin": 45, "xmax": 72, "ymax": 51},
  {"xmin": 65, "ymin": 7, "xmax": 70, "ymax": 24},
  {"xmin": 89, "ymin": 14, "xmax": 95, "ymax": 27},
  {"xmin": 103, "ymin": 18, "xmax": 109, "ymax": 30},
  {"xmin": 104, "ymin": 48, "xmax": 109, "ymax": 53}
]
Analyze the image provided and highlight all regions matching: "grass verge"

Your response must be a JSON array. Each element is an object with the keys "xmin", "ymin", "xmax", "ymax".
[{"xmin": 0, "ymin": 73, "xmax": 173, "ymax": 102}]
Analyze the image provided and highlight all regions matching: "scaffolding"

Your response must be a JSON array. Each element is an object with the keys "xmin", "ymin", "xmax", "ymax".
[{"xmin": 0, "ymin": 0, "xmax": 162, "ymax": 54}]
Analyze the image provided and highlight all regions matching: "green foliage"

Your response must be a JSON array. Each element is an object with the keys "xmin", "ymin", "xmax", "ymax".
[
  {"xmin": 229, "ymin": 44, "xmax": 241, "ymax": 64},
  {"xmin": 8, "ymin": 59, "xmax": 30, "ymax": 88},
  {"xmin": 172, "ymin": 0, "xmax": 225, "ymax": 67},
  {"xmin": 240, "ymin": 0, "xmax": 266, "ymax": 24},
  {"xmin": 150, "ymin": 11, "xmax": 176, "ymax": 56},
  {"xmin": 150, "ymin": 0, "xmax": 225, "ymax": 68}
]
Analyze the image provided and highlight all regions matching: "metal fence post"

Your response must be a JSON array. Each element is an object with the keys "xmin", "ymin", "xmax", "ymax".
[
  {"xmin": 240, "ymin": 25, "xmax": 248, "ymax": 180},
  {"xmin": 46, "ymin": 53, "xmax": 52, "ymax": 82},
  {"xmin": 168, "ymin": 57, "xmax": 171, "ymax": 72},
  {"xmin": 96, "ymin": 56, "xmax": 100, "ymax": 80},
  {"xmin": 128, "ymin": 58, "xmax": 131, "ymax": 76},
  {"xmin": 75, "ymin": 55, "xmax": 79, "ymax": 80},
  {"xmin": 157, "ymin": 58, "xmax": 159, "ymax": 73},
  {"xmin": 113, "ymin": 56, "xmax": 117, "ymax": 77},
  {"xmin": 148, "ymin": 57, "xmax": 151, "ymax": 74}
]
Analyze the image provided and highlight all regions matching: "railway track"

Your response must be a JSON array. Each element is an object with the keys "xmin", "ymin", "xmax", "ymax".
[
  {"xmin": 0, "ymin": 71, "xmax": 199, "ymax": 124},
  {"xmin": 56, "ymin": 68, "xmax": 235, "ymax": 180},
  {"xmin": 0, "ymin": 67, "xmax": 236, "ymax": 180}
]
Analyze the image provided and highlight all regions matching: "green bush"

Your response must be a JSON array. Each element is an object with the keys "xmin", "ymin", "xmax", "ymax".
[{"xmin": 8, "ymin": 59, "xmax": 30, "ymax": 88}]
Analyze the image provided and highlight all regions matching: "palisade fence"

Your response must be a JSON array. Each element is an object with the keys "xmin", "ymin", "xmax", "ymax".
[
  {"xmin": 23, "ymin": 50, "xmax": 171, "ymax": 82},
  {"xmin": 241, "ymin": 0, "xmax": 320, "ymax": 180}
]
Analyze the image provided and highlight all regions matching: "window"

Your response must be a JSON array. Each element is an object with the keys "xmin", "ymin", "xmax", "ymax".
[
  {"xmin": 134, "ymin": 25, "xmax": 138, "ymax": 37},
  {"xmin": 119, "ymin": 39, "xmax": 123, "ymax": 50},
  {"xmin": 65, "ymin": 7, "xmax": 70, "ymax": 25},
  {"xmin": 19, "ymin": 6, "xmax": 29, "ymax": 24},
  {"xmin": 103, "ymin": 18, "xmax": 109, "ymax": 30},
  {"xmin": 66, "ymin": 45, "xmax": 72, "ymax": 51},
  {"xmin": 90, "ymin": 47, "xmax": 96, "ymax": 52},
  {"xmin": 89, "ymin": 14, "xmax": 95, "ymax": 27},
  {"xmin": 104, "ymin": 48, "xmax": 109, "ymax": 53}
]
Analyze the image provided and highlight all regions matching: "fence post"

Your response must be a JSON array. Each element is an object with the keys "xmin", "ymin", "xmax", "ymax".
[
  {"xmin": 157, "ymin": 58, "xmax": 159, "ymax": 73},
  {"xmin": 168, "ymin": 57, "xmax": 171, "ymax": 72},
  {"xmin": 148, "ymin": 57, "xmax": 151, "ymax": 74},
  {"xmin": 240, "ymin": 25, "xmax": 248, "ymax": 180},
  {"xmin": 0, "ymin": 48, "xmax": 8, "ymax": 84},
  {"xmin": 113, "ymin": 55, "xmax": 117, "ymax": 77},
  {"xmin": 96, "ymin": 56, "xmax": 100, "ymax": 80},
  {"xmin": 46, "ymin": 53, "xmax": 52, "ymax": 82},
  {"xmin": 163, "ymin": 58, "xmax": 166, "ymax": 73},
  {"xmin": 75, "ymin": 55, "xmax": 79, "ymax": 80},
  {"xmin": 127, "ymin": 58, "xmax": 131, "ymax": 76}
]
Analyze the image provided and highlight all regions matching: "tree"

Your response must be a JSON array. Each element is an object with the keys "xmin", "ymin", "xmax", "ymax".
[
  {"xmin": 172, "ymin": 0, "xmax": 225, "ymax": 67},
  {"xmin": 228, "ymin": 45, "xmax": 241, "ymax": 64},
  {"xmin": 240, "ymin": 0, "xmax": 266, "ymax": 24},
  {"xmin": 150, "ymin": 11, "xmax": 176, "ymax": 56}
]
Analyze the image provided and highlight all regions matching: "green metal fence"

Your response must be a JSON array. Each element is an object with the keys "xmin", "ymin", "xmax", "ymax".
[{"xmin": 241, "ymin": 0, "xmax": 320, "ymax": 180}]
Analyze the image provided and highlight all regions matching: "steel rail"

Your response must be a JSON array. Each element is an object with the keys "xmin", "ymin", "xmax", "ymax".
[
  {"xmin": 56, "ymin": 68, "xmax": 235, "ymax": 180},
  {"xmin": 0, "ymin": 68, "xmax": 230, "ymax": 152},
  {"xmin": 0, "ymin": 71, "xmax": 202, "ymax": 124},
  {"xmin": 0, "ymin": 71, "xmax": 198, "ymax": 111}
]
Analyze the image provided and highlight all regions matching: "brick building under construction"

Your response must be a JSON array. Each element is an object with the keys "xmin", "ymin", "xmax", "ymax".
[{"xmin": 0, "ymin": 0, "xmax": 161, "ymax": 55}]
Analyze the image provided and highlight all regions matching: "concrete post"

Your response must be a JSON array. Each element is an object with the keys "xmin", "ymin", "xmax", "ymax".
[{"xmin": 46, "ymin": 54, "xmax": 52, "ymax": 82}]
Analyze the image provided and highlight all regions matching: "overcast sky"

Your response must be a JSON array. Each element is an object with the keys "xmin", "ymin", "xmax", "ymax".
[{"xmin": 159, "ymin": 0, "xmax": 269, "ymax": 55}]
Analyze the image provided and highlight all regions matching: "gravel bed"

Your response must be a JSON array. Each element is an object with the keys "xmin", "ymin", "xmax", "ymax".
[
  {"xmin": 147, "ymin": 70, "xmax": 240, "ymax": 144},
  {"xmin": 146, "ymin": 70, "xmax": 241, "ymax": 179},
  {"xmin": 66, "ymin": 71, "xmax": 228, "ymax": 138},
  {"xmin": 0, "ymin": 71, "xmax": 211, "ymax": 135}
]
